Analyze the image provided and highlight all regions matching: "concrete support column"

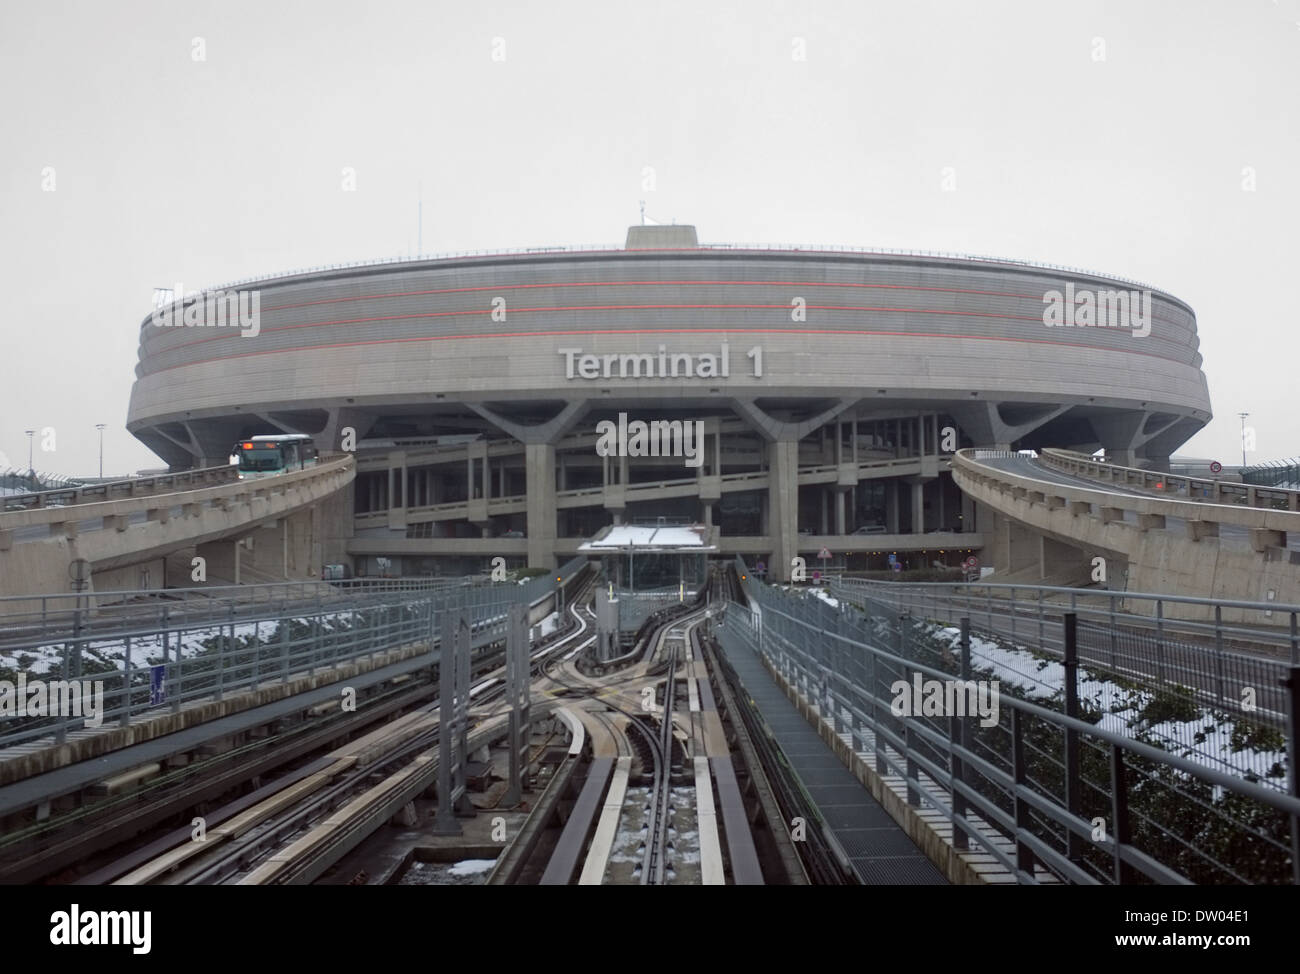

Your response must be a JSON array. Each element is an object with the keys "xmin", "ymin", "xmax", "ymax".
[
  {"xmin": 961, "ymin": 488, "xmax": 975, "ymax": 533},
  {"xmin": 912, "ymin": 481, "xmax": 924, "ymax": 534},
  {"xmin": 820, "ymin": 490, "xmax": 829, "ymax": 535},
  {"xmin": 887, "ymin": 481, "xmax": 900, "ymax": 533},
  {"xmin": 525, "ymin": 443, "xmax": 557, "ymax": 569},
  {"xmin": 768, "ymin": 439, "xmax": 799, "ymax": 581},
  {"xmin": 835, "ymin": 489, "xmax": 846, "ymax": 535}
]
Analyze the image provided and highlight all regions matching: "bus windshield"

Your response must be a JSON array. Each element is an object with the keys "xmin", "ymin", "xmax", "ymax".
[{"xmin": 238, "ymin": 449, "xmax": 284, "ymax": 471}]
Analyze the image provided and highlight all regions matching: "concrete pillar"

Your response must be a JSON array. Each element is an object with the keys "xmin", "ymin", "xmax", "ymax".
[
  {"xmin": 887, "ymin": 481, "xmax": 900, "ymax": 533},
  {"xmin": 820, "ymin": 490, "xmax": 829, "ymax": 534},
  {"xmin": 912, "ymin": 481, "xmax": 924, "ymax": 534},
  {"xmin": 768, "ymin": 439, "xmax": 799, "ymax": 581},
  {"xmin": 525, "ymin": 443, "xmax": 556, "ymax": 568},
  {"xmin": 835, "ymin": 489, "xmax": 846, "ymax": 535},
  {"xmin": 961, "ymin": 488, "xmax": 974, "ymax": 533}
]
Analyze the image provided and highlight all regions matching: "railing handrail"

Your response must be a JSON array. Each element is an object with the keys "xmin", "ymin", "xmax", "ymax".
[
  {"xmin": 0, "ymin": 455, "xmax": 352, "ymax": 529},
  {"xmin": 730, "ymin": 595, "xmax": 1300, "ymax": 817},
  {"xmin": 835, "ymin": 576, "xmax": 1300, "ymax": 615}
]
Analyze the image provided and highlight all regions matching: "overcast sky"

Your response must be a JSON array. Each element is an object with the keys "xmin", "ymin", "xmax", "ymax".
[{"xmin": 1, "ymin": 0, "xmax": 1296, "ymax": 477}]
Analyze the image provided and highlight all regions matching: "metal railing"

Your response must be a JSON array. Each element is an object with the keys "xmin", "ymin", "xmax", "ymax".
[
  {"xmin": 831, "ymin": 578, "xmax": 1297, "ymax": 784},
  {"xmin": 1039, "ymin": 449, "xmax": 1300, "ymax": 513},
  {"xmin": 0, "ymin": 463, "xmax": 238, "ymax": 512},
  {"xmin": 0, "ymin": 557, "xmax": 585, "ymax": 750},
  {"xmin": 723, "ymin": 560, "xmax": 1300, "ymax": 884}
]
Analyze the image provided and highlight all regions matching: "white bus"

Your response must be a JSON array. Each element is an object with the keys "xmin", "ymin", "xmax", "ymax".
[{"xmin": 232, "ymin": 434, "xmax": 318, "ymax": 479}]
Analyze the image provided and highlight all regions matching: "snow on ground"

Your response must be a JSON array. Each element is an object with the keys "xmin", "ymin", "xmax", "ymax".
[
  {"xmin": 807, "ymin": 587, "xmax": 840, "ymax": 609},
  {"xmin": 925, "ymin": 621, "xmax": 1286, "ymax": 784},
  {"xmin": 447, "ymin": 859, "xmax": 497, "ymax": 877},
  {"xmin": 1, "ymin": 611, "xmax": 363, "ymax": 675},
  {"xmin": 533, "ymin": 611, "xmax": 561, "ymax": 639}
]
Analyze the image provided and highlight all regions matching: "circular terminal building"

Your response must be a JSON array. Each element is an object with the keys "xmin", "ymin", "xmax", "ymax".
[{"xmin": 127, "ymin": 225, "xmax": 1211, "ymax": 578}]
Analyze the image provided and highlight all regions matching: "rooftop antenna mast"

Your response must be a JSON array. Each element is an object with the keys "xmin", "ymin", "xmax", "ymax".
[{"xmin": 639, "ymin": 200, "xmax": 646, "ymax": 226}]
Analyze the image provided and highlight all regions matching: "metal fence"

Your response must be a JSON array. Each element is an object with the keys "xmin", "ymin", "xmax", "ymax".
[
  {"xmin": 722, "ymin": 559, "xmax": 1300, "ymax": 884},
  {"xmin": 0, "ymin": 557, "xmax": 585, "ymax": 750},
  {"xmin": 831, "ymin": 579, "xmax": 1297, "ymax": 779}
]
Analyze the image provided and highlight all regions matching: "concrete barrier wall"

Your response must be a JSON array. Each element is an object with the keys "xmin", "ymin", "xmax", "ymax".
[{"xmin": 953, "ymin": 453, "xmax": 1300, "ymax": 621}]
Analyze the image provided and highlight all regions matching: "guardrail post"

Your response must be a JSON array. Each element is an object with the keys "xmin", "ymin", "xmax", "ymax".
[
  {"xmin": 167, "ymin": 607, "xmax": 181, "ymax": 715},
  {"xmin": 952, "ymin": 617, "xmax": 972, "ymax": 849},
  {"xmin": 1285, "ymin": 665, "xmax": 1300, "ymax": 885},
  {"xmin": 1037, "ymin": 588, "xmax": 1045, "ymax": 651},
  {"xmin": 1109, "ymin": 743, "xmax": 1129, "ymax": 884},
  {"xmin": 868, "ymin": 642, "xmax": 885, "ymax": 776},
  {"xmin": 1063, "ymin": 612, "xmax": 1082, "ymax": 864},
  {"xmin": 900, "ymin": 614, "xmax": 919, "ymax": 806},
  {"xmin": 280, "ymin": 616, "xmax": 290, "ymax": 683},
  {"xmin": 1109, "ymin": 593, "xmax": 1118, "ymax": 671},
  {"xmin": 1011, "ymin": 707, "xmax": 1034, "ymax": 875},
  {"xmin": 216, "ymin": 621, "xmax": 225, "ymax": 703},
  {"xmin": 121, "ymin": 638, "xmax": 132, "ymax": 728},
  {"xmin": 1214, "ymin": 605, "xmax": 1226, "ymax": 706},
  {"xmin": 1155, "ymin": 600, "xmax": 1166, "ymax": 684}
]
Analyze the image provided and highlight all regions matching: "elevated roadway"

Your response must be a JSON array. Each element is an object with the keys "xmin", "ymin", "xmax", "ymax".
[
  {"xmin": 0, "ymin": 457, "xmax": 355, "ymax": 604},
  {"xmin": 953, "ymin": 448, "xmax": 1300, "ymax": 618}
]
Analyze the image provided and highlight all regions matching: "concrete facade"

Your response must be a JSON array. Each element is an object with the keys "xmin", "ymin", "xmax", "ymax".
[{"xmin": 126, "ymin": 227, "xmax": 1211, "ymax": 581}]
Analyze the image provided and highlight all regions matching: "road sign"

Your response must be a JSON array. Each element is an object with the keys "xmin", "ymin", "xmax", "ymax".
[
  {"xmin": 818, "ymin": 547, "xmax": 831, "ymax": 560},
  {"xmin": 963, "ymin": 556, "xmax": 979, "ymax": 569},
  {"xmin": 891, "ymin": 562, "xmax": 902, "ymax": 573},
  {"xmin": 1210, "ymin": 461, "xmax": 1222, "ymax": 474},
  {"xmin": 887, "ymin": 553, "xmax": 897, "ymax": 566}
]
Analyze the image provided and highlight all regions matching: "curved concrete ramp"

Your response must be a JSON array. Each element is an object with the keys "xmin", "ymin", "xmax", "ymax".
[
  {"xmin": 0, "ymin": 457, "xmax": 354, "ymax": 603},
  {"xmin": 952, "ymin": 448, "xmax": 1300, "ymax": 620}
]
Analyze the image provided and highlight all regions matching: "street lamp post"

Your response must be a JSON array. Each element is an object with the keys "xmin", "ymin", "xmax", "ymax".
[
  {"xmin": 95, "ymin": 424, "xmax": 106, "ymax": 479},
  {"xmin": 1238, "ymin": 412, "xmax": 1250, "ymax": 470}
]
